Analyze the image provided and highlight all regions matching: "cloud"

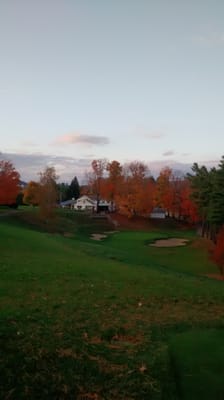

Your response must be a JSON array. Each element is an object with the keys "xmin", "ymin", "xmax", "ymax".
[
  {"xmin": 21, "ymin": 140, "xmax": 37, "ymax": 147},
  {"xmin": 193, "ymin": 33, "xmax": 224, "ymax": 46},
  {"xmin": 149, "ymin": 159, "xmax": 220, "ymax": 178},
  {"xmin": 181, "ymin": 152, "xmax": 190, "ymax": 157},
  {"xmin": 132, "ymin": 126, "xmax": 166, "ymax": 140},
  {"xmin": 163, "ymin": 150, "xmax": 174, "ymax": 156},
  {"xmin": 53, "ymin": 133, "xmax": 110, "ymax": 146},
  {"xmin": 144, "ymin": 132, "xmax": 165, "ymax": 139},
  {"xmin": 0, "ymin": 152, "xmax": 92, "ymax": 183}
]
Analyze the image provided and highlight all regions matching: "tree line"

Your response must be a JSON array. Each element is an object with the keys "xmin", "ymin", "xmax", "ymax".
[
  {"xmin": 1, "ymin": 156, "xmax": 224, "ymax": 273},
  {"xmin": 0, "ymin": 160, "xmax": 80, "ymax": 213},
  {"xmin": 81, "ymin": 159, "xmax": 198, "ymax": 220},
  {"xmin": 0, "ymin": 157, "xmax": 221, "ymax": 225},
  {"xmin": 187, "ymin": 157, "xmax": 224, "ymax": 240},
  {"xmin": 23, "ymin": 175, "xmax": 80, "ymax": 207}
]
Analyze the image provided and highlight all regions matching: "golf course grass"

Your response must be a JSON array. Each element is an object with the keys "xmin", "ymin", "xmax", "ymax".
[{"xmin": 0, "ymin": 208, "xmax": 223, "ymax": 399}]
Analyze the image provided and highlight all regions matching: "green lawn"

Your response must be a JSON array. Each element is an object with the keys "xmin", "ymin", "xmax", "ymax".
[
  {"xmin": 78, "ymin": 228, "xmax": 217, "ymax": 276},
  {"xmin": 0, "ymin": 210, "xmax": 224, "ymax": 399},
  {"xmin": 169, "ymin": 329, "xmax": 224, "ymax": 399}
]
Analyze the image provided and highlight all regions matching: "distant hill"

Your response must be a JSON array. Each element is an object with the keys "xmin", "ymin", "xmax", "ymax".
[
  {"xmin": 149, "ymin": 159, "xmax": 219, "ymax": 178},
  {"xmin": 1, "ymin": 151, "xmax": 219, "ymax": 182}
]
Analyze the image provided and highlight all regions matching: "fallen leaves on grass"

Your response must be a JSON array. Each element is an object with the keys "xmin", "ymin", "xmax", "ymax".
[
  {"xmin": 87, "ymin": 336, "xmax": 102, "ymax": 344},
  {"xmin": 77, "ymin": 393, "xmax": 99, "ymax": 400},
  {"xmin": 56, "ymin": 348, "xmax": 78, "ymax": 358},
  {"xmin": 83, "ymin": 331, "xmax": 89, "ymax": 340},
  {"xmin": 139, "ymin": 363, "xmax": 147, "ymax": 373}
]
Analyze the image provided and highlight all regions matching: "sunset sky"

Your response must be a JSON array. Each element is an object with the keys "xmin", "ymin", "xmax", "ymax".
[{"xmin": 0, "ymin": 0, "xmax": 224, "ymax": 182}]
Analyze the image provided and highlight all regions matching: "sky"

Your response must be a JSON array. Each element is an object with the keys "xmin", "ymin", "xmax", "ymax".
[{"xmin": 0, "ymin": 0, "xmax": 224, "ymax": 182}]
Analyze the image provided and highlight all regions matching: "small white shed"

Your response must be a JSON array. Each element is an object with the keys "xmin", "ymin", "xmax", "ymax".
[{"xmin": 150, "ymin": 207, "xmax": 166, "ymax": 219}]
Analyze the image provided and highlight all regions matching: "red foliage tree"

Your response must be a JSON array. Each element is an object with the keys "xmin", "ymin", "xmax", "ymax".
[
  {"xmin": 117, "ymin": 161, "xmax": 154, "ymax": 217},
  {"xmin": 0, "ymin": 160, "xmax": 20, "ymax": 206},
  {"xmin": 154, "ymin": 167, "xmax": 173, "ymax": 213},
  {"xmin": 180, "ymin": 180, "xmax": 199, "ymax": 223},
  {"xmin": 106, "ymin": 161, "xmax": 123, "ymax": 198},
  {"xmin": 213, "ymin": 226, "xmax": 224, "ymax": 276}
]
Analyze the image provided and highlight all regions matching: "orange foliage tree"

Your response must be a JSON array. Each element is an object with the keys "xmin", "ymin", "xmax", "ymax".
[
  {"xmin": 0, "ymin": 160, "xmax": 20, "ymax": 206},
  {"xmin": 179, "ymin": 179, "xmax": 199, "ymax": 223},
  {"xmin": 118, "ymin": 161, "xmax": 154, "ymax": 217},
  {"xmin": 90, "ymin": 159, "xmax": 107, "ymax": 212},
  {"xmin": 23, "ymin": 181, "xmax": 41, "ymax": 206},
  {"xmin": 84, "ymin": 159, "xmax": 201, "ymax": 223},
  {"xmin": 38, "ymin": 166, "xmax": 58, "ymax": 220},
  {"xmin": 154, "ymin": 167, "xmax": 173, "ymax": 213},
  {"xmin": 105, "ymin": 160, "xmax": 123, "ymax": 209},
  {"xmin": 154, "ymin": 169, "xmax": 199, "ymax": 221}
]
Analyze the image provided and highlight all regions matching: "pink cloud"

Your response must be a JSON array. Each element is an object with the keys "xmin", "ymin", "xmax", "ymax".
[{"xmin": 53, "ymin": 133, "xmax": 109, "ymax": 146}]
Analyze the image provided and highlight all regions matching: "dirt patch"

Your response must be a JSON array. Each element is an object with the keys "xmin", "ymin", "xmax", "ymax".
[
  {"xmin": 109, "ymin": 213, "xmax": 151, "ymax": 230},
  {"xmin": 63, "ymin": 232, "xmax": 74, "ymax": 238},
  {"xmin": 150, "ymin": 238, "xmax": 189, "ymax": 247},
  {"xmin": 191, "ymin": 237, "xmax": 215, "ymax": 251},
  {"xmin": 205, "ymin": 274, "xmax": 224, "ymax": 281}
]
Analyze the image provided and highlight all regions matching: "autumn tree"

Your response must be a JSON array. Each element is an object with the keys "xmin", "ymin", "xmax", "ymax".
[
  {"xmin": 106, "ymin": 160, "xmax": 123, "ymax": 210},
  {"xmin": 39, "ymin": 166, "xmax": 58, "ymax": 220},
  {"xmin": 119, "ymin": 161, "xmax": 153, "ymax": 217},
  {"xmin": 91, "ymin": 159, "xmax": 107, "ymax": 212},
  {"xmin": 23, "ymin": 181, "xmax": 41, "ymax": 206},
  {"xmin": 166, "ymin": 172, "xmax": 196, "ymax": 220},
  {"xmin": 0, "ymin": 160, "xmax": 20, "ymax": 207},
  {"xmin": 179, "ymin": 179, "xmax": 199, "ymax": 223},
  {"xmin": 154, "ymin": 167, "xmax": 173, "ymax": 214},
  {"xmin": 168, "ymin": 172, "xmax": 184, "ymax": 218}
]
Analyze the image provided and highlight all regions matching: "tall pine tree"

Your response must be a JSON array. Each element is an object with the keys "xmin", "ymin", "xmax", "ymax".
[
  {"xmin": 187, "ymin": 163, "xmax": 213, "ymax": 237},
  {"xmin": 208, "ymin": 157, "xmax": 224, "ymax": 237},
  {"xmin": 67, "ymin": 176, "xmax": 80, "ymax": 200}
]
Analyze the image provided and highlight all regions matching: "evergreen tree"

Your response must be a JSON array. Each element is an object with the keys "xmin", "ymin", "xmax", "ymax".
[
  {"xmin": 187, "ymin": 163, "xmax": 213, "ymax": 237},
  {"xmin": 187, "ymin": 157, "xmax": 224, "ymax": 240},
  {"xmin": 208, "ymin": 158, "xmax": 224, "ymax": 235},
  {"xmin": 57, "ymin": 182, "xmax": 69, "ymax": 202},
  {"xmin": 67, "ymin": 176, "xmax": 80, "ymax": 200}
]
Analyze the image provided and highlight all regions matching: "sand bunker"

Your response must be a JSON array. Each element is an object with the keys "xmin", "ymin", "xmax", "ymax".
[
  {"xmin": 150, "ymin": 238, "xmax": 189, "ymax": 247},
  {"xmin": 90, "ymin": 231, "xmax": 119, "ymax": 240},
  {"xmin": 91, "ymin": 233, "xmax": 108, "ymax": 241},
  {"xmin": 104, "ymin": 230, "xmax": 119, "ymax": 234}
]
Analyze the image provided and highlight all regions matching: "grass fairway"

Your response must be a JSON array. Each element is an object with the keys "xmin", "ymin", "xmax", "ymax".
[
  {"xmin": 0, "ymin": 209, "xmax": 224, "ymax": 399},
  {"xmin": 169, "ymin": 329, "xmax": 224, "ymax": 399}
]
